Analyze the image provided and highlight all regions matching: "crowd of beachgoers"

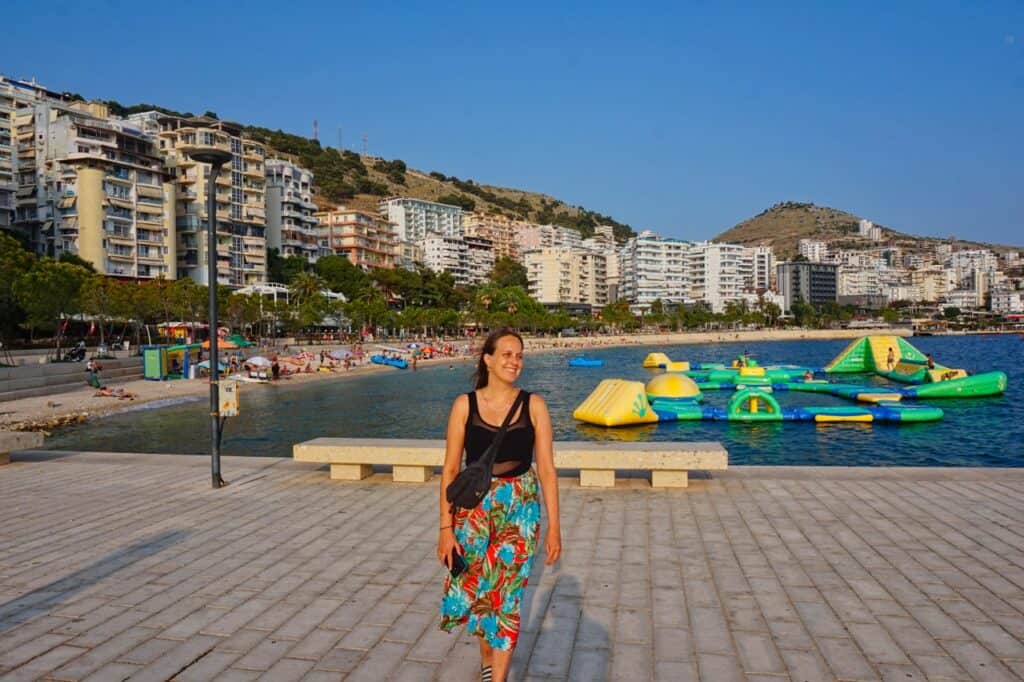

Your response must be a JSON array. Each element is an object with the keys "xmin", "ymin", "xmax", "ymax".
[{"xmin": 0, "ymin": 327, "xmax": 905, "ymax": 434}]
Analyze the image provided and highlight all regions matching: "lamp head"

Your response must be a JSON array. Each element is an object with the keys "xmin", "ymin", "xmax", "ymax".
[{"xmin": 188, "ymin": 148, "xmax": 232, "ymax": 166}]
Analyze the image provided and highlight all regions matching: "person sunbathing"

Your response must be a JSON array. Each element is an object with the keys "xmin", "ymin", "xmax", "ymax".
[{"xmin": 94, "ymin": 387, "xmax": 137, "ymax": 400}]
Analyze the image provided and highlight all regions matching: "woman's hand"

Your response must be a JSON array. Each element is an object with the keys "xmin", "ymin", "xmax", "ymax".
[
  {"xmin": 437, "ymin": 528, "xmax": 462, "ymax": 568},
  {"xmin": 544, "ymin": 526, "xmax": 561, "ymax": 565}
]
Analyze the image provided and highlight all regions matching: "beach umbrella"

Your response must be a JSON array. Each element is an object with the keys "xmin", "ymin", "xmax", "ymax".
[
  {"xmin": 245, "ymin": 356, "xmax": 272, "ymax": 367},
  {"xmin": 196, "ymin": 360, "xmax": 228, "ymax": 371},
  {"xmin": 329, "ymin": 350, "xmax": 353, "ymax": 360}
]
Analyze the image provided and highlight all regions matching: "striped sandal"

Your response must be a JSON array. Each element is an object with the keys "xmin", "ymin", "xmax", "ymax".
[{"xmin": 481, "ymin": 665, "xmax": 493, "ymax": 682}]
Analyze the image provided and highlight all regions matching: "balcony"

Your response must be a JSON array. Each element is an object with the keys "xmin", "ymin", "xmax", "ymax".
[{"xmin": 107, "ymin": 249, "xmax": 135, "ymax": 262}]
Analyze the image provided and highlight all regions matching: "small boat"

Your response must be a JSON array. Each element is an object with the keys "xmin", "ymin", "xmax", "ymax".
[{"xmin": 568, "ymin": 357, "xmax": 604, "ymax": 368}]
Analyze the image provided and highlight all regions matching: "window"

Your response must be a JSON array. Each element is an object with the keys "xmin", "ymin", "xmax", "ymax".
[{"xmin": 232, "ymin": 171, "xmax": 241, "ymax": 186}]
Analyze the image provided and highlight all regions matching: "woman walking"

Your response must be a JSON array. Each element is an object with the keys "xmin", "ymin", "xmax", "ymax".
[{"xmin": 438, "ymin": 328, "xmax": 561, "ymax": 682}]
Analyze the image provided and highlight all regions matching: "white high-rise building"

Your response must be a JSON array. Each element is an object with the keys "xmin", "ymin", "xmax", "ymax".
[
  {"xmin": 423, "ymin": 234, "xmax": 468, "ymax": 285},
  {"xmin": 265, "ymin": 159, "xmax": 319, "ymax": 262},
  {"xmin": 689, "ymin": 241, "xmax": 747, "ymax": 313},
  {"xmin": 524, "ymin": 247, "xmax": 607, "ymax": 307},
  {"xmin": 745, "ymin": 245, "xmax": 774, "ymax": 291},
  {"xmin": 519, "ymin": 224, "xmax": 583, "ymax": 250},
  {"xmin": 619, "ymin": 231, "xmax": 691, "ymax": 311},
  {"xmin": 464, "ymin": 235, "xmax": 495, "ymax": 287},
  {"xmin": 380, "ymin": 197, "xmax": 463, "ymax": 242},
  {"xmin": 799, "ymin": 239, "xmax": 828, "ymax": 263}
]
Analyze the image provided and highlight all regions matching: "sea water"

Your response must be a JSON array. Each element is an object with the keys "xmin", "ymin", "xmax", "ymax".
[{"xmin": 46, "ymin": 335, "xmax": 1024, "ymax": 466}]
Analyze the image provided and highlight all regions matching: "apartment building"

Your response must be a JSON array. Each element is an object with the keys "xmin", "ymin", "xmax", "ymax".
[
  {"xmin": 749, "ymin": 244, "xmax": 770, "ymax": 288},
  {"xmin": 138, "ymin": 113, "xmax": 267, "ymax": 287},
  {"xmin": 688, "ymin": 242, "xmax": 748, "ymax": 313},
  {"xmin": 0, "ymin": 83, "xmax": 16, "ymax": 232},
  {"xmin": 619, "ymin": 231, "xmax": 691, "ymax": 311},
  {"xmin": 524, "ymin": 247, "xmax": 608, "ymax": 307},
  {"xmin": 776, "ymin": 261, "xmax": 838, "ymax": 313},
  {"xmin": 838, "ymin": 265, "xmax": 881, "ymax": 297},
  {"xmin": 798, "ymin": 239, "xmax": 828, "ymax": 263},
  {"xmin": 265, "ymin": 159, "xmax": 320, "ymax": 262},
  {"xmin": 464, "ymin": 235, "xmax": 496, "ymax": 286},
  {"xmin": 463, "ymin": 212, "xmax": 520, "ymax": 262},
  {"xmin": 519, "ymin": 224, "xmax": 583, "ymax": 251},
  {"xmin": 422, "ymin": 234, "xmax": 468, "ymax": 285},
  {"xmin": 583, "ymin": 230, "xmax": 621, "ymax": 302},
  {"xmin": 316, "ymin": 208, "xmax": 397, "ymax": 271},
  {"xmin": 380, "ymin": 197, "xmax": 463, "ymax": 242},
  {"xmin": 1, "ymin": 78, "xmax": 176, "ymax": 278}
]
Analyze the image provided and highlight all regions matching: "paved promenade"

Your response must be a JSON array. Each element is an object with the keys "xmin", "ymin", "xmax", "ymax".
[{"xmin": 2, "ymin": 452, "xmax": 1024, "ymax": 681}]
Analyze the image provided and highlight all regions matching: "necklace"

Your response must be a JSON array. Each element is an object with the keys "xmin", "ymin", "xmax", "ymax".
[{"xmin": 480, "ymin": 389, "xmax": 518, "ymax": 414}]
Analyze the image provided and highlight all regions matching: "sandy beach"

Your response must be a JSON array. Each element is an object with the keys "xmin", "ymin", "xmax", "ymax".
[{"xmin": 0, "ymin": 326, "xmax": 908, "ymax": 434}]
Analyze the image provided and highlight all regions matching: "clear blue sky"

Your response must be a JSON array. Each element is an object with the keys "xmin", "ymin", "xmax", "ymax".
[{"xmin": 3, "ymin": 1, "xmax": 1022, "ymax": 245}]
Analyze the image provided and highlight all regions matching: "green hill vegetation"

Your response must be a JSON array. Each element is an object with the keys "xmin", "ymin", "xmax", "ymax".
[
  {"xmin": 714, "ymin": 201, "xmax": 1018, "ymax": 259},
  {"xmin": 241, "ymin": 126, "xmax": 634, "ymax": 241}
]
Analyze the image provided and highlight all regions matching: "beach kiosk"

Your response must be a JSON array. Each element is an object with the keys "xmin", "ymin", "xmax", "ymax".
[
  {"xmin": 142, "ymin": 345, "xmax": 168, "ymax": 380},
  {"xmin": 166, "ymin": 343, "xmax": 202, "ymax": 379}
]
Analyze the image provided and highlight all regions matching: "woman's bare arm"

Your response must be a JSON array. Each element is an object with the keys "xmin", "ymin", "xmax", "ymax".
[
  {"xmin": 439, "ymin": 394, "xmax": 468, "ymax": 528},
  {"xmin": 531, "ymin": 394, "xmax": 561, "ymax": 564}
]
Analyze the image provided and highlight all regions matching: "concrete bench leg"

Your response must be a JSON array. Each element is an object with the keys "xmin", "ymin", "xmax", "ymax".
[
  {"xmin": 651, "ymin": 470, "xmax": 688, "ymax": 488},
  {"xmin": 580, "ymin": 469, "xmax": 615, "ymax": 487},
  {"xmin": 393, "ymin": 465, "xmax": 433, "ymax": 483},
  {"xmin": 331, "ymin": 464, "xmax": 373, "ymax": 480}
]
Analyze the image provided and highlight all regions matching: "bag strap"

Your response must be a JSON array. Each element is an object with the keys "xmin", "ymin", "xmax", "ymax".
[{"xmin": 478, "ymin": 390, "xmax": 526, "ymax": 470}]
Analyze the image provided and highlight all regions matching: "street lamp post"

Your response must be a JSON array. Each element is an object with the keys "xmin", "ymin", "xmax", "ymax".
[{"xmin": 188, "ymin": 147, "xmax": 232, "ymax": 489}]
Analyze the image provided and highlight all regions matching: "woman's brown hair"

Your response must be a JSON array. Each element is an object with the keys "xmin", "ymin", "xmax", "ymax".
[{"xmin": 472, "ymin": 327, "xmax": 524, "ymax": 389}]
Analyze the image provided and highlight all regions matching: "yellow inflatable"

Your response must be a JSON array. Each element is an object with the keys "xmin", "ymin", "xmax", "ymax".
[
  {"xmin": 664, "ymin": 360, "xmax": 691, "ymax": 372},
  {"xmin": 646, "ymin": 373, "xmax": 700, "ymax": 400},
  {"xmin": 572, "ymin": 379, "xmax": 659, "ymax": 427},
  {"xmin": 642, "ymin": 352, "xmax": 671, "ymax": 369}
]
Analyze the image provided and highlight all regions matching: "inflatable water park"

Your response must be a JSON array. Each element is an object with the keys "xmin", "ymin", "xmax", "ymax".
[{"xmin": 574, "ymin": 335, "xmax": 1008, "ymax": 427}]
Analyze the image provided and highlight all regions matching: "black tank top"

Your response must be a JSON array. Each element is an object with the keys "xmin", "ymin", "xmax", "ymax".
[{"xmin": 465, "ymin": 390, "xmax": 535, "ymax": 478}]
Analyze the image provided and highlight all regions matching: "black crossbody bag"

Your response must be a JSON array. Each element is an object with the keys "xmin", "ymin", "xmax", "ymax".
[{"xmin": 446, "ymin": 390, "xmax": 526, "ymax": 510}]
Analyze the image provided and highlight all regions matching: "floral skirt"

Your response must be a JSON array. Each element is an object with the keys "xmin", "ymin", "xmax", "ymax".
[{"xmin": 440, "ymin": 469, "xmax": 540, "ymax": 651}]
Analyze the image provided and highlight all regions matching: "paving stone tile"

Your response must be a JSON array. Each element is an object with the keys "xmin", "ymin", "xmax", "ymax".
[
  {"xmin": 129, "ymin": 634, "xmax": 221, "ymax": 682},
  {"xmin": 780, "ymin": 647, "xmax": 833, "ymax": 681},
  {"xmin": 254, "ymin": 656, "xmax": 314, "ymax": 681},
  {"xmin": 567, "ymin": 647, "xmax": 611, "ymax": 681},
  {"xmin": 733, "ymin": 631, "xmax": 785, "ymax": 674},
  {"xmin": 80, "ymin": 661, "xmax": 142, "ymax": 681},
  {"xmin": 816, "ymin": 636, "xmax": 878, "ymax": 681},
  {"xmin": 174, "ymin": 650, "xmax": 241, "ymax": 681},
  {"xmin": 232, "ymin": 636, "xmax": 293, "ymax": 672},
  {"xmin": 909, "ymin": 652, "xmax": 969, "ymax": 680},
  {"xmin": 847, "ymin": 622, "xmax": 911, "ymax": 665},
  {"xmin": 390, "ymin": 660, "xmax": 441, "ymax": 681},
  {"xmin": 611, "ymin": 641, "xmax": 652, "ymax": 681},
  {"xmin": 117, "ymin": 635, "xmax": 178, "ymax": 665},
  {"xmin": 939, "ymin": 640, "xmax": 1020, "ymax": 681},
  {"xmin": 345, "ymin": 640, "xmax": 410, "ymax": 681},
  {"xmin": 696, "ymin": 652, "xmax": 744, "ymax": 682}
]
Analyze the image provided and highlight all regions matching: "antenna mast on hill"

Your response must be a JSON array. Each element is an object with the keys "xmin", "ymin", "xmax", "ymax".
[
  {"xmin": 361, "ymin": 132, "xmax": 368, "ymax": 156},
  {"xmin": 312, "ymin": 119, "xmax": 318, "ymax": 141}
]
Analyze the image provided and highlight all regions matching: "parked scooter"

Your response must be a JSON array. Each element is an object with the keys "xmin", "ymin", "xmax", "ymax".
[{"xmin": 66, "ymin": 341, "xmax": 87, "ymax": 362}]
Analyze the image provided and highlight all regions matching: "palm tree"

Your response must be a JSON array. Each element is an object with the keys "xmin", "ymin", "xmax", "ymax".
[{"xmin": 289, "ymin": 272, "xmax": 326, "ymax": 306}]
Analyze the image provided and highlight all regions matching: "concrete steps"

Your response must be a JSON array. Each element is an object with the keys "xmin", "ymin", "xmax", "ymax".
[{"xmin": 0, "ymin": 358, "xmax": 143, "ymax": 403}]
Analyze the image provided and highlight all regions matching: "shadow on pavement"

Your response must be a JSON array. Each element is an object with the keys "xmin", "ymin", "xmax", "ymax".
[{"xmin": 0, "ymin": 529, "xmax": 189, "ymax": 634}]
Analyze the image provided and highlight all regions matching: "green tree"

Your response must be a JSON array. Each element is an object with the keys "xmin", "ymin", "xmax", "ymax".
[
  {"xmin": 267, "ymin": 248, "xmax": 310, "ymax": 284},
  {"xmin": 489, "ymin": 256, "xmax": 528, "ymax": 289},
  {"xmin": 13, "ymin": 260, "xmax": 91, "ymax": 356},
  {"xmin": 314, "ymin": 254, "xmax": 369, "ymax": 299},
  {"xmin": 943, "ymin": 306, "xmax": 961, "ymax": 321},
  {"xmin": 58, "ymin": 253, "xmax": 96, "ymax": 272},
  {"xmin": 0, "ymin": 232, "xmax": 36, "ymax": 338},
  {"xmin": 79, "ymin": 275, "xmax": 124, "ymax": 346},
  {"xmin": 600, "ymin": 301, "xmax": 636, "ymax": 331}
]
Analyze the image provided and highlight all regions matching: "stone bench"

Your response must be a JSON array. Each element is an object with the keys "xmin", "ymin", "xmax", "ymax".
[
  {"xmin": 0, "ymin": 431, "xmax": 45, "ymax": 466},
  {"xmin": 293, "ymin": 438, "xmax": 727, "ymax": 488}
]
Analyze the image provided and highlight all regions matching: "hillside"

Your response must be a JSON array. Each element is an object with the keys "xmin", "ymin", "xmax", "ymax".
[
  {"xmin": 240, "ymin": 126, "xmax": 635, "ymax": 242},
  {"xmin": 714, "ymin": 201, "xmax": 1017, "ymax": 259}
]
